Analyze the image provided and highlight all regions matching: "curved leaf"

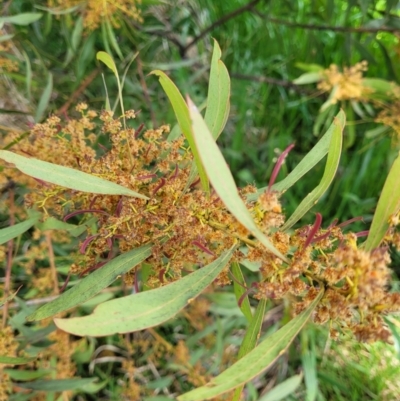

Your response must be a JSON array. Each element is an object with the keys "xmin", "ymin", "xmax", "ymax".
[
  {"xmin": 187, "ymin": 97, "xmax": 287, "ymax": 262},
  {"xmin": 26, "ymin": 243, "xmax": 153, "ymax": 321},
  {"xmin": 204, "ymin": 39, "xmax": 230, "ymax": 140},
  {"xmin": 0, "ymin": 212, "xmax": 41, "ymax": 245},
  {"xmin": 281, "ymin": 112, "xmax": 345, "ymax": 231},
  {"xmin": 150, "ymin": 70, "xmax": 209, "ymax": 193},
  {"xmin": 0, "ymin": 150, "xmax": 148, "ymax": 199},
  {"xmin": 54, "ymin": 245, "xmax": 236, "ymax": 336},
  {"xmin": 232, "ymin": 299, "xmax": 267, "ymax": 401},
  {"xmin": 364, "ymin": 151, "xmax": 400, "ymax": 251},
  {"xmin": 248, "ymin": 110, "xmax": 346, "ymax": 201},
  {"xmin": 177, "ymin": 290, "xmax": 324, "ymax": 400}
]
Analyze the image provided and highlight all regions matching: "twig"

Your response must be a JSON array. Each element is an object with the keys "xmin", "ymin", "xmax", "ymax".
[
  {"xmin": 183, "ymin": 0, "xmax": 265, "ymax": 54},
  {"xmin": 2, "ymin": 188, "xmax": 15, "ymax": 328},
  {"xmin": 231, "ymin": 73, "xmax": 315, "ymax": 94},
  {"xmin": 45, "ymin": 232, "xmax": 59, "ymax": 295},
  {"xmin": 56, "ymin": 68, "xmax": 100, "ymax": 116},
  {"xmin": 254, "ymin": 11, "xmax": 400, "ymax": 33}
]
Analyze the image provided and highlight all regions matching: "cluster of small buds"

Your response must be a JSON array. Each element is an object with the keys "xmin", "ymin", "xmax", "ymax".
[{"xmin": 2, "ymin": 105, "xmax": 400, "ymax": 343}]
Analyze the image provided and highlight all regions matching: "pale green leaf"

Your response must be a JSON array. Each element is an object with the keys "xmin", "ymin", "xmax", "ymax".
[
  {"xmin": 3, "ymin": 369, "xmax": 52, "ymax": 381},
  {"xmin": 54, "ymin": 246, "xmax": 236, "ymax": 336},
  {"xmin": 177, "ymin": 290, "xmax": 323, "ymax": 400},
  {"xmin": 36, "ymin": 216, "xmax": 91, "ymax": 237},
  {"xmin": 364, "ymin": 151, "xmax": 400, "ymax": 251},
  {"xmin": 15, "ymin": 378, "xmax": 96, "ymax": 391},
  {"xmin": 26, "ymin": 243, "xmax": 153, "ymax": 321},
  {"xmin": 293, "ymin": 72, "xmax": 323, "ymax": 85},
  {"xmin": 35, "ymin": 73, "xmax": 52, "ymax": 122},
  {"xmin": 258, "ymin": 374, "xmax": 303, "ymax": 401},
  {"xmin": 0, "ymin": 356, "xmax": 36, "ymax": 365},
  {"xmin": 248, "ymin": 110, "xmax": 346, "ymax": 201},
  {"xmin": 232, "ymin": 299, "xmax": 267, "ymax": 401},
  {"xmin": 281, "ymin": 112, "xmax": 345, "ymax": 231},
  {"xmin": 187, "ymin": 97, "xmax": 287, "ymax": 262},
  {"xmin": 0, "ymin": 13, "xmax": 43, "ymax": 25},
  {"xmin": 150, "ymin": 70, "xmax": 209, "ymax": 193},
  {"xmin": 204, "ymin": 39, "xmax": 230, "ymax": 140},
  {"xmin": 0, "ymin": 212, "xmax": 41, "ymax": 245},
  {"xmin": 0, "ymin": 150, "xmax": 148, "ymax": 199}
]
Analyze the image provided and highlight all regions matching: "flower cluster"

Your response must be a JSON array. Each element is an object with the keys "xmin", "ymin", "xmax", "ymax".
[
  {"xmin": 317, "ymin": 61, "xmax": 370, "ymax": 103},
  {"xmin": 2, "ymin": 106, "xmax": 400, "ymax": 343},
  {"xmin": 47, "ymin": 0, "xmax": 142, "ymax": 30}
]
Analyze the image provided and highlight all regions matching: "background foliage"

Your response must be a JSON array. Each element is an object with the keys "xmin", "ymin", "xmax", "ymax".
[{"xmin": 1, "ymin": 0, "xmax": 400, "ymax": 400}]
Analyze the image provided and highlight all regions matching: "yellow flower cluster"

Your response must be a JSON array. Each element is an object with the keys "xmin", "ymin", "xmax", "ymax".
[
  {"xmin": 317, "ymin": 61, "xmax": 370, "ymax": 103},
  {"xmin": 48, "ymin": 0, "xmax": 142, "ymax": 30}
]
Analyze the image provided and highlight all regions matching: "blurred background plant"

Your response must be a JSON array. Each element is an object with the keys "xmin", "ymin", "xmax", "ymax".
[{"xmin": 1, "ymin": 0, "xmax": 400, "ymax": 400}]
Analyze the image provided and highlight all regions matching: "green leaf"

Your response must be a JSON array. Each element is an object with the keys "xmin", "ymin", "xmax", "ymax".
[
  {"xmin": 96, "ymin": 51, "xmax": 125, "ymax": 121},
  {"xmin": 36, "ymin": 216, "xmax": 91, "ymax": 237},
  {"xmin": 0, "ymin": 212, "xmax": 41, "ymax": 245},
  {"xmin": 54, "ymin": 246, "xmax": 236, "ymax": 336},
  {"xmin": 35, "ymin": 73, "xmax": 53, "ymax": 123},
  {"xmin": 293, "ymin": 72, "xmax": 323, "ymax": 85},
  {"xmin": 177, "ymin": 290, "xmax": 323, "ymax": 400},
  {"xmin": 248, "ymin": 110, "xmax": 346, "ymax": 201},
  {"xmin": 150, "ymin": 70, "xmax": 209, "ymax": 193},
  {"xmin": 231, "ymin": 261, "xmax": 252, "ymax": 322},
  {"xmin": 4, "ymin": 369, "xmax": 51, "ymax": 381},
  {"xmin": 363, "ymin": 151, "xmax": 400, "ymax": 251},
  {"xmin": 15, "ymin": 378, "xmax": 96, "ymax": 391},
  {"xmin": 0, "ymin": 150, "xmax": 148, "ymax": 199},
  {"xmin": 204, "ymin": 39, "xmax": 230, "ymax": 140},
  {"xmin": 26, "ymin": 243, "xmax": 153, "ymax": 321},
  {"xmin": 232, "ymin": 299, "xmax": 267, "ymax": 401},
  {"xmin": 0, "ymin": 13, "xmax": 43, "ymax": 25},
  {"xmin": 187, "ymin": 97, "xmax": 287, "ymax": 262},
  {"xmin": 0, "ymin": 356, "xmax": 36, "ymax": 365},
  {"xmin": 281, "ymin": 112, "xmax": 345, "ymax": 231},
  {"xmin": 362, "ymin": 78, "xmax": 396, "ymax": 100},
  {"xmin": 258, "ymin": 374, "xmax": 303, "ymax": 401}
]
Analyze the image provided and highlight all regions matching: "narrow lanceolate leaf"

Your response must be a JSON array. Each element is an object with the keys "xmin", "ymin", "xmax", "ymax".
[
  {"xmin": 232, "ymin": 299, "xmax": 267, "ymax": 401},
  {"xmin": 258, "ymin": 374, "xmax": 303, "ymax": 401},
  {"xmin": 364, "ymin": 151, "xmax": 400, "ymax": 251},
  {"xmin": 231, "ymin": 261, "xmax": 252, "ymax": 322},
  {"xmin": 54, "ymin": 246, "xmax": 236, "ymax": 336},
  {"xmin": 0, "ymin": 150, "xmax": 148, "ymax": 199},
  {"xmin": 0, "ymin": 212, "xmax": 41, "ymax": 245},
  {"xmin": 150, "ymin": 70, "xmax": 209, "ymax": 193},
  {"xmin": 177, "ymin": 290, "xmax": 324, "ymax": 401},
  {"xmin": 27, "ymin": 243, "xmax": 153, "ymax": 321},
  {"xmin": 0, "ymin": 356, "xmax": 36, "ymax": 365},
  {"xmin": 0, "ymin": 13, "xmax": 43, "ymax": 25},
  {"xmin": 281, "ymin": 112, "xmax": 345, "ymax": 231},
  {"xmin": 187, "ymin": 97, "xmax": 287, "ymax": 262},
  {"xmin": 204, "ymin": 39, "xmax": 230, "ymax": 140},
  {"xmin": 248, "ymin": 110, "xmax": 346, "ymax": 201},
  {"xmin": 15, "ymin": 378, "xmax": 96, "ymax": 391}
]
